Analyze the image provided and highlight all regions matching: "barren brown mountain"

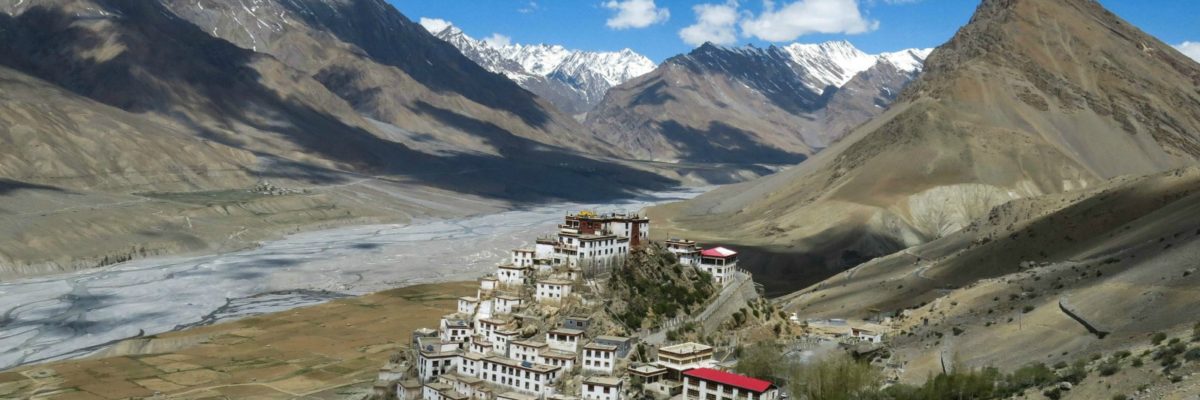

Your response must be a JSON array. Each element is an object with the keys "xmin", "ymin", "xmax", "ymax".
[
  {"xmin": 586, "ymin": 43, "xmax": 927, "ymax": 164},
  {"xmin": 651, "ymin": 0, "xmax": 1200, "ymax": 293},
  {"xmin": 0, "ymin": 0, "xmax": 687, "ymax": 278}
]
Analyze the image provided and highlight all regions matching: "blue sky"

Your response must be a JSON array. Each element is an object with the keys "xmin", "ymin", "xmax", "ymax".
[{"xmin": 391, "ymin": 0, "xmax": 1200, "ymax": 63}]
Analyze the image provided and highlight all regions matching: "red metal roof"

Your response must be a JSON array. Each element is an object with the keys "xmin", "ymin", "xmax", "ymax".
[
  {"xmin": 683, "ymin": 368, "xmax": 773, "ymax": 393},
  {"xmin": 700, "ymin": 247, "xmax": 737, "ymax": 258}
]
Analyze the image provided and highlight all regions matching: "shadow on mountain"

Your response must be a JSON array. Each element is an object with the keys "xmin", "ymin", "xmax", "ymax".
[
  {"xmin": 0, "ymin": 3, "xmax": 678, "ymax": 204},
  {"xmin": 0, "ymin": 178, "xmax": 66, "ymax": 196},
  {"xmin": 733, "ymin": 223, "xmax": 908, "ymax": 297},
  {"xmin": 410, "ymin": 101, "xmax": 678, "ymax": 202},
  {"xmin": 657, "ymin": 121, "xmax": 808, "ymax": 164},
  {"xmin": 275, "ymin": 0, "xmax": 552, "ymax": 128},
  {"xmin": 671, "ymin": 44, "xmax": 827, "ymax": 114},
  {"xmin": 630, "ymin": 79, "xmax": 676, "ymax": 106}
]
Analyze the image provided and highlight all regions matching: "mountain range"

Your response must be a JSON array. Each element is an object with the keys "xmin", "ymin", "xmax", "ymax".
[
  {"xmin": 649, "ymin": 0, "xmax": 1200, "ymax": 386},
  {"xmin": 426, "ymin": 22, "xmax": 656, "ymax": 116},
  {"xmin": 586, "ymin": 41, "xmax": 932, "ymax": 163}
]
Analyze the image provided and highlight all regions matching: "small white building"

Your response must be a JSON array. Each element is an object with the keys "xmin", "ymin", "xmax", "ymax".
[
  {"xmin": 582, "ymin": 342, "xmax": 618, "ymax": 374},
  {"xmin": 458, "ymin": 352, "xmax": 484, "ymax": 377},
  {"xmin": 417, "ymin": 338, "xmax": 462, "ymax": 383},
  {"xmin": 397, "ymin": 380, "xmax": 422, "ymax": 400},
  {"xmin": 546, "ymin": 328, "xmax": 584, "ymax": 353},
  {"xmin": 469, "ymin": 336, "xmax": 493, "ymax": 355},
  {"xmin": 665, "ymin": 238, "xmax": 701, "ymax": 267},
  {"xmin": 851, "ymin": 328, "xmax": 884, "ymax": 344},
  {"xmin": 479, "ymin": 276, "xmax": 499, "ymax": 294},
  {"xmin": 476, "ymin": 318, "xmax": 511, "ymax": 338},
  {"xmin": 655, "ymin": 342, "xmax": 715, "ymax": 379},
  {"xmin": 479, "ymin": 356, "xmax": 562, "ymax": 396},
  {"xmin": 497, "ymin": 264, "xmax": 532, "ymax": 287},
  {"xmin": 495, "ymin": 294, "xmax": 523, "ymax": 315},
  {"xmin": 510, "ymin": 340, "xmax": 548, "ymax": 363},
  {"xmin": 538, "ymin": 349, "xmax": 577, "ymax": 370},
  {"xmin": 439, "ymin": 318, "xmax": 472, "ymax": 344},
  {"xmin": 493, "ymin": 329, "xmax": 518, "ymax": 356},
  {"xmin": 536, "ymin": 279, "xmax": 573, "ymax": 304},
  {"xmin": 683, "ymin": 368, "xmax": 778, "ymax": 400},
  {"xmin": 457, "ymin": 297, "xmax": 479, "ymax": 315},
  {"xmin": 581, "ymin": 376, "xmax": 623, "ymax": 400},
  {"xmin": 512, "ymin": 248, "xmax": 536, "ymax": 267},
  {"xmin": 699, "ymin": 247, "xmax": 738, "ymax": 287}
]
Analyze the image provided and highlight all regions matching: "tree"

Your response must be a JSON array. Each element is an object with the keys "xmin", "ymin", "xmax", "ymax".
[
  {"xmin": 789, "ymin": 353, "xmax": 882, "ymax": 400},
  {"xmin": 735, "ymin": 342, "xmax": 788, "ymax": 383}
]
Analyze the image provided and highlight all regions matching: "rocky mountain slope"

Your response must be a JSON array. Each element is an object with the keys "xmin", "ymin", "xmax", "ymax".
[
  {"xmin": 428, "ymin": 23, "xmax": 655, "ymax": 115},
  {"xmin": 0, "ymin": 0, "xmax": 687, "ymax": 279},
  {"xmin": 784, "ymin": 166, "xmax": 1200, "ymax": 388},
  {"xmin": 585, "ymin": 41, "xmax": 930, "ymax": 163},
  {"xmin": 649, "ymin": 0, "xmax": 1200, "ymax": 287}
]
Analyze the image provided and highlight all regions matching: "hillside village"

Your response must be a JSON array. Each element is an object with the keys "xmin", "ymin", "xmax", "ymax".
[{"xmin": 367, "ymin": 212, "xmax": 854, "ymax": 400}]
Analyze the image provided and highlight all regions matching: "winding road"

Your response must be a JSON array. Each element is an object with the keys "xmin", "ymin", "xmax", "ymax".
[{"xmin": 0, "ymin": 188, "xmax": 705, "ymax": 370}]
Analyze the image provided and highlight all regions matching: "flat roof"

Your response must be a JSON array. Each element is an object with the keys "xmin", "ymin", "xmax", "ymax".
[
  {"xmin": 497, "ymin": 392, "xmax": 537, "ymax": 400},
  {"xmin": 539, "ymin": 349, "xmax": 577, "ymax": 359},
  {"xmin": 583, "ymin": 376, "xmax": 622, "ymax": 387},
  {"xmin": 496, "ymin": 294, "xmax": 521, "ymax": 300},
  {"xmin": 658, "ymin": 342, "xmax": 712, "ymax": 355},
  {"xmin": 538, "ymin": 279, "xmax": 574, "ymax": 286},
  {"xmin": 684, "ymin": 368, "xmax": 773, "ymax": 393},
  {"xmin": 584, "ymin": 342, "xmax": 617, "ymax": 351},
  {"xmin": 595, "ymin": 335, "xmax": 630, "ymax": 342},
  {"xmin": 511, "ymin": 340, "xmax": 548, "ymax": 348},
  {"xmin": 458, "ymin": 296, "xmax": 479, "ymax": 302},
  {"xmin": 628, "ymin": 365, "xmax": 668, "ymax": 375},
  {"xmin": 483, "ymin": 356, "xmax": 561, "ymax": 373},
  {"xmin": 548, "ymin": 328, "xmax": 584, "ymax": 336}
]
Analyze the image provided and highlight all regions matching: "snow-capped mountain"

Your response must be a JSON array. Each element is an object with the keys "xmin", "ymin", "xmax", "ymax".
[
  {"xmin": 780, "ymin": 40, "xmax": 933, "ymax": 92},
  {"xmin": 585, "ymin": 40, "xmax": 933, "ymax": 163},
  {"xmin": 426, "ymin": 23, "xmax": 656, "ymax": 115}
]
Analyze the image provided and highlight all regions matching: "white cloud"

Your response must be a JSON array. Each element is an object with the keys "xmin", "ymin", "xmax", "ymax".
[
  {"xmin": 482, "ymin": 33, "xmax": 513, "ymax": 48},
  {"xmin": 740, "ymin": 0, "xmax": 878, "ymax": 42},
  {"xmin": 679, "ymin": 2, "xmax": 741, "ymax": 46},
  {"xmin": 1176, "ymin": 41, "xmax": 1200, "ymax": 63},
  {"xmin": 519, "ymin": 1, "xmax": 539, "ymax": 14},
  {"xmin": 418, "ymin": 17, "xmax": 452, "ymax": 34},
  {"xmin": 603, "ymin": 0, "xmax": 670, "ymax": 30}
]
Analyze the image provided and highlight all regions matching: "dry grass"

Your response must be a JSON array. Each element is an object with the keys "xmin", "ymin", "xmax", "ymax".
[{"xmin": 0, "ymin": 281, "xmax": 475, "ymax": 399}]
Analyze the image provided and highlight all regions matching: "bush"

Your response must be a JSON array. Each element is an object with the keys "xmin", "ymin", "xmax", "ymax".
[
  {"xmin": 952, "ymin": 327, "xmax": 965, "ymax": 336},
  {"xmin": 1151, "ymin": 332, "xmax": 1167, "ymax": 345},
  {"xmin": 1184, "ymin": 347, "xmax": 1200, "ymax": 362},
  {"xmin": 1022, "ymin": 305, "xmax": 1035, "ymax": 313},
  {"xmin": 1131, "ymin": 358, "xmax": 1143, "ymax": 367},
  {"xmin": 1098, "ymin": 361, "xmax": 1120, "ymax": 376},
  {"xmin": 1112, "ymin": 395, "xmax": 1128, "ymax": 400}
]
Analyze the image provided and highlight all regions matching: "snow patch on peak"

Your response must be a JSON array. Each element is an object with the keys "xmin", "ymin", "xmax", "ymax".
[
  {"xmin": 782, "ymin": 40, "xmax": 878, "ymax": 89},
  {"xmin": 878, "ymin": 48, "xmax": 934, "ymax": 73}
]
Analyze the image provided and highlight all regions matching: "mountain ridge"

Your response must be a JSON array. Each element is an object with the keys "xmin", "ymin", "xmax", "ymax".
[
  {"xmin": 427, "ymin": 22, "xmax": 656, "ymax": 115},
  {"xmin": 648, "ymin": 0, "xmax": 1200, "ymax": 292},
  {"xmin": 585, "ymin": 40, "xmax": 932, "ymax": 163}
]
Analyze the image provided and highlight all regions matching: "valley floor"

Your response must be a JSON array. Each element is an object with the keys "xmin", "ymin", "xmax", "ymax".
[
  {"xmin": 0, "ymin": 281, "xmax": 476, "ymax": 400},
  {"xmin": 0, "ymin": 187, "xmax": 706, "ymax": 371}
]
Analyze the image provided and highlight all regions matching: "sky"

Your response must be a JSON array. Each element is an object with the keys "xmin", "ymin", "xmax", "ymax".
[{"xmin": 390, "ymin": 0, "xmax": 1200, "ymax": 63}]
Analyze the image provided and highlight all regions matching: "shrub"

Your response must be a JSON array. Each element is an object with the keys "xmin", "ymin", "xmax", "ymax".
[
  {"xmin": 1022, "ymin": 305, "xmax": 1035, "ymax": 313},
  {"xmin": 1184, "ymin": 347, "xmax": 1200, "ymax": 362},
  {"xmin": 952, "ymin": 327, "xmax": 965, "ymax": 336},
  {"xmin": 1151, "ymin": 332, "xmax": 1168, "ymax": 345},
  {"xmin": 1112, "ymin": 395, "xmax": 1129, "ymax": 400},
  {"xmin": 1131, "ymin": 358, "xmax": 1143, "ymax": 367},
  {"xmin": 1098, "ymin": 361, "xmax": 1120, "ymax": 376}
]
